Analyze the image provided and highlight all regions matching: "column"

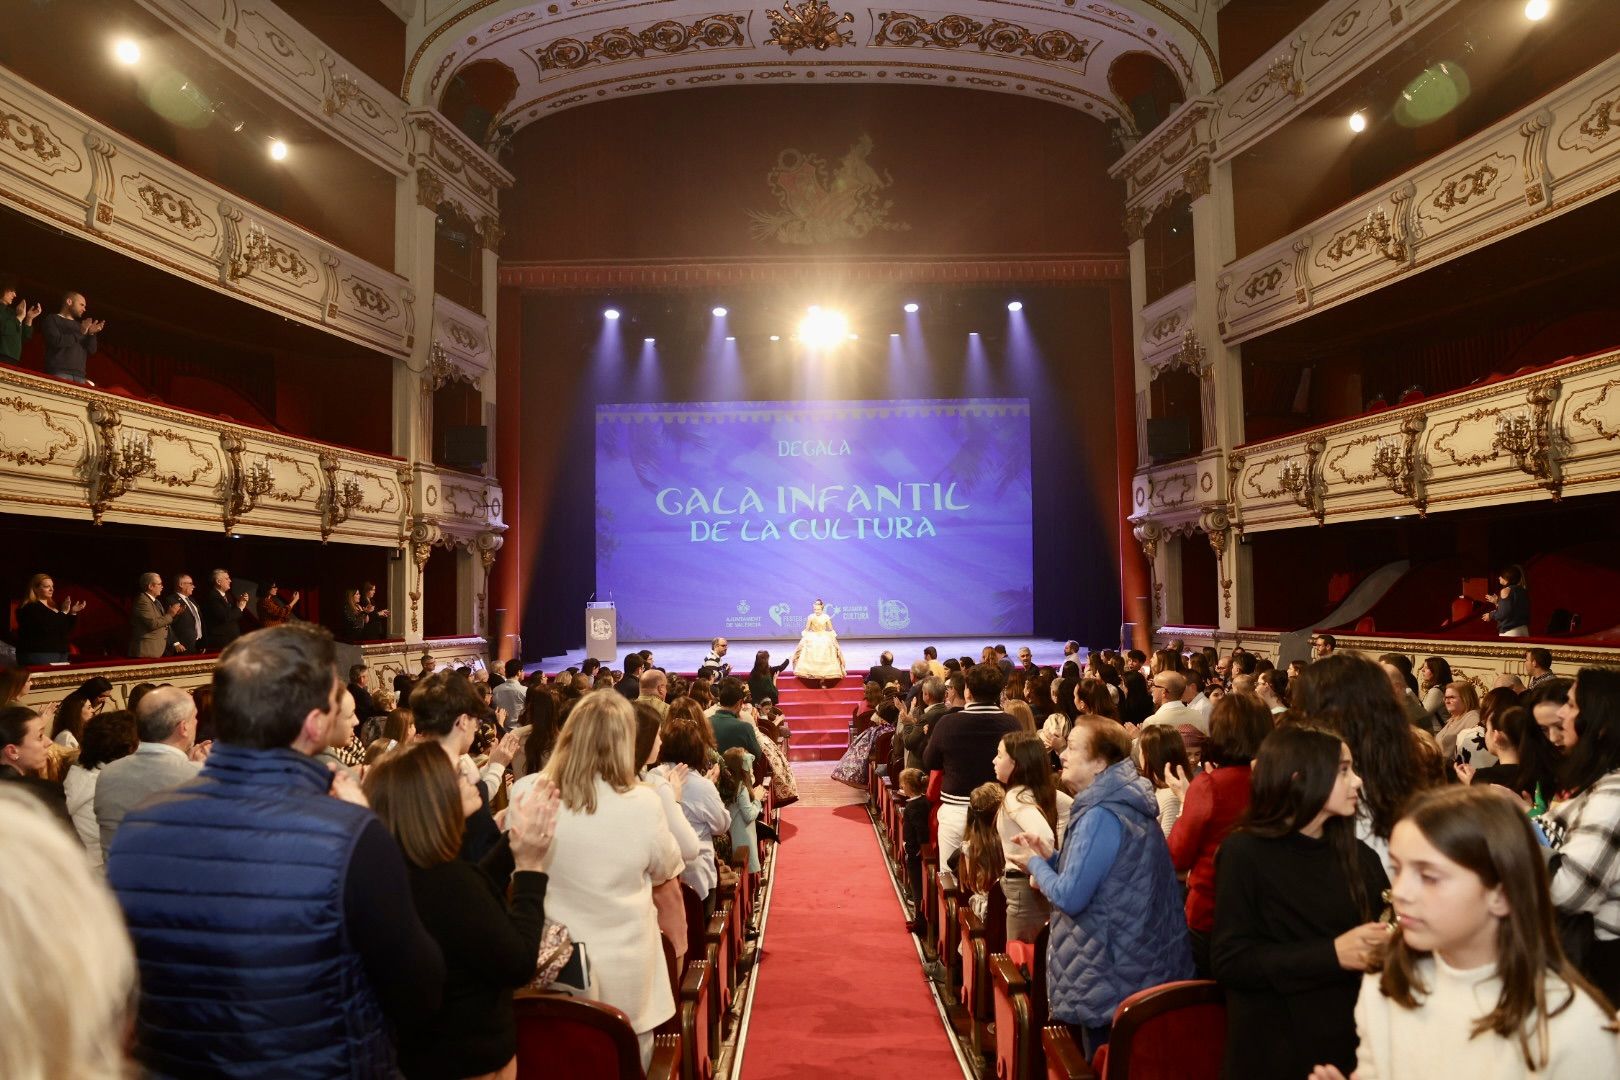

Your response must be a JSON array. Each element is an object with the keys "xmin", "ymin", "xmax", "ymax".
[{"xmin": 391, "ymin": 167, "xmax": 441, "ymax": 645}]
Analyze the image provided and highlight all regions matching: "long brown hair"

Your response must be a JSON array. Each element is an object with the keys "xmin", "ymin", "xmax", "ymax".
[
  {"xmin": 363, "ymin": 742, "xmax": 463, "ymax": 868},
  {"xmin": 1379, "ymin": 786, "xmax": 1615, "ymax": 1068},
  {"xmin": 543, "ymin": 690, "xmax": 637, "ymax": 813},
  {"xmin": 958, "ymin": 782, "xmax": 1006, "ymax": 895},
  {"xmin": 1000, "ymin": 731, "xmax": 1059, "ymax": 833}
]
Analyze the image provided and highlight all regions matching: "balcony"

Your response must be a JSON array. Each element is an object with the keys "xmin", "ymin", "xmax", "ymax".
[
  {"xmin": 0, "ymin": 363, "xmax": 426, "ymax": 545},
  {"xmin": 1216, "ymin": 50, "xmax": 1620, "ymax": 344},
  {"xmin": 1130, "ymin": 448, "xmax": 1228, "ymax": 530},
  {"xmin": 1227, "ymin": 346, "xmax": 1620, "ymax": 532}
]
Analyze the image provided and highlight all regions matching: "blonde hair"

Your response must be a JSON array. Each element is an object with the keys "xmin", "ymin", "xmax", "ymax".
[
  {"xmin": 24, "ymin": 573, "xmax": 52, "ymax": 606},
  {"xmin": 0, "ymin": 787, "xmax": 135, "ymax": 1079},
  {"xmin": 542, "ymin": 689, "xmax": 637, "ymax": 813},
  {"xmin": 1003, "ymin": 700, "xmax": 1036, "ymax": 733}
]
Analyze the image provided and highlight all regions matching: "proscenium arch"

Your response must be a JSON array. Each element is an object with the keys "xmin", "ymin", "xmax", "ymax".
[{"xmin": 401, "ymin": 0, "xmax": 1221, "ymax": 144}]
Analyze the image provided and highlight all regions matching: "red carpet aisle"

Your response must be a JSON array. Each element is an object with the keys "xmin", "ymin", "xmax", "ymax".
[{"xmin": 738, "ymin": 798, "xmax": 966, "ymax": 1079}]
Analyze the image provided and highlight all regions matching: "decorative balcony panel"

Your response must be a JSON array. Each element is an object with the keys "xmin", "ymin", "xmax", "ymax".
[
  {"xmin": 1110, "ymin": 98, "xmax": 1216, "ymax": 218},
  {"xmin": 0, "ymin": 365, "xmax": 420, "ymax": 546},
  {"xmin": 1139, "ymin": 282, "xmax": 1196, "ymax": 367},
  {"xmin": 1129, "ymin": 449, "xmax": 1226, "ymax": 529},
  {"xmin": 135, "ymin": 0, "xmax": 410, "ymax": 174},
  {"xmin": 1209, "ymin": 0, "xmax": 1457, "ymax": 163},
  {"xmin": 0, "ymin": 67, "xmax": 413, "ymax": 358},
  {"xmin": 413, "ymin": 463, "xmax": 506, "ymax": 543},
  {"xmin": 1216, "ymin": 52, "xmax": 1620, "ymax": 345},
  {"xmin": 432, "ymin": 294, "xmax": 492, "ymax": 386},
  {"xmin": 1227, "ymin": 349, "xmax": 1620, "ymax": 533}
]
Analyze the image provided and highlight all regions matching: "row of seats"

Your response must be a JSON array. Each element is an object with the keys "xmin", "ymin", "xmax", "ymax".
[
  {"xmin": 509, "ymin": 779, "xmax": 778, "ymax": 1079},
  {"xmin": 867, "ymin": 763, "xmax": 1226, "ymax": 1080}
]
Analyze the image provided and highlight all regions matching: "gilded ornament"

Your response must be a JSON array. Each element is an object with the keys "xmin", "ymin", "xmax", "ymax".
[
  {"xmin": 534, "ymin": 15, "xmax": 746, "ymax": 72},
  {"xmin": 871, "ymin": 11, "xmax": 1092, "ymax": 67},
  {"xmin": 0, "ymin": 395, "xmax": 81, "ymax": 467},
  {"xmin": 747, "ymin": 137, "xmax": 910, "ymax": 245},
  {"xmin": 764, "ymin": 0, "xmax": 855, "ymax": 54}
]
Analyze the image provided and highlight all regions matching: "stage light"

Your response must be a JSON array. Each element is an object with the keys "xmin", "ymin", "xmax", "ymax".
[
  {"xmin": 797, "ymin": 306, "xmax": 850, "ymax": 350},
  {"xmin": 269, "ymin": 139, "xmax": 289, "ymax": 161},
  {"xmin": 1007, "ymin": 301, "xmax": 1024, "ymax": 312},
  {"xmin": 903, "ymin": 302, "xmax": 919, "ymax": 314},
  {"xmin": 712, "ymin": 306, "xmax": 728, "ymax": 318},
  {"xmin": 1348, "ymin": 111, "xmax": 1367, "ymax": 133},
  {"xmin": 113, "ymin": 38, "xmax": 142, "ymax": 65},
  {"xmin": 1524, "ymin": 0, "xmax": 1550, "ymax": 18},
  {"xmin": 769, "ymin": 334, "xmax": 781, "ymax": 341},
  {"xmin": 603, "ymin": 308, "xmax": 620, "ymax": 320},
  {"xmin": 643, "ymin": 337, "xmax": 655, "ymax": 343},
  {"xmin": 890, "ymin": 332, "xmax": 900, "ymax": 338},
  {"xmin": 725, "ymin": 335, "xmax": 735, "ymax": 341}
]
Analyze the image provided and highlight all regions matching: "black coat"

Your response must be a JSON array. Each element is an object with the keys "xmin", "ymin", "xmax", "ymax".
[
  {"xmin": 198, "ymin": 589, "xmax": 246, "ymax": 652},
  {"xmin": 162, "ymin": 593, "xmax": 202, "ymax": 652},
  {"xmin": 867, "ymin": 663, "xmax": 910, "ymax": 690}
]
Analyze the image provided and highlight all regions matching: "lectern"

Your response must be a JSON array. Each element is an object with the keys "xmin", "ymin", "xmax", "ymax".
[{"xmin": 586, "ymin": 602, "xmax": 617, "ymax": 663}]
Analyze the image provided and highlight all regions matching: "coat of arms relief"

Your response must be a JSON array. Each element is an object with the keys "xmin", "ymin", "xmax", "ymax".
[{"xmin": 747, "ymin": 134, "xmax": 912, "ymax": 245}]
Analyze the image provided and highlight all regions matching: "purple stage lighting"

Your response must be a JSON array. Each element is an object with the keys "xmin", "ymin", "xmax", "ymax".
[{"xmin": 604, "ymin": 308, "xmax": 620, "ymax": 320}]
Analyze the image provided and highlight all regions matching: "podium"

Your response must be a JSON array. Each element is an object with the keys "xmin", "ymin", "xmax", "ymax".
[{"xmin": 586, "ymin": 602, "xmax": 617, "ymax": 663}]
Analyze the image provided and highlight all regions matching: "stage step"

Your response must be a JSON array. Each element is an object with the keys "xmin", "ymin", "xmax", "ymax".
[{"xmin": 778, "ymin": 674, "xmax": 872, "ymax": 763}]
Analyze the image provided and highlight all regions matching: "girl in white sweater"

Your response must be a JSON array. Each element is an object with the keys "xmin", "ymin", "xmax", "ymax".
[{"xmin": 1310, "ymin": 786, "xmax": 1618, "ymax": 1080}]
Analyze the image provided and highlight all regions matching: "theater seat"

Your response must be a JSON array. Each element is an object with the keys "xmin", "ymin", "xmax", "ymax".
[
  {"xmin": 514, "ymin": 993, "xmax": 680, "ymax": 1080},
  {"xmin": 1044, "ymin": 979, "xmax": 1225, "ymax": 1080}
]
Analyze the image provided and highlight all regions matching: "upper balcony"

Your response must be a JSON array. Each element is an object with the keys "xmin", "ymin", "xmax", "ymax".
[{"xmin": 1216, "ymin": 48, "xmax": 1620, "ymax": 344}]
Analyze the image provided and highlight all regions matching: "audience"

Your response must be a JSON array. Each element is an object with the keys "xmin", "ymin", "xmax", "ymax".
[
  {"xmin": 94, "ymin": 685, "xmax": 204, "ymax": 861},
  {"xmin": 0, "ymin": 702, "xmax": 72, "ymax": 826},
  {"xmin": 15, "ymin": 572, "xmax": 83, "ymax": 664},
  {"xmin": 63, "ymin": 709, "xmax": 138, "ymax": 869},
  {"xmin": 1213, "ymin": 724, "xmax": 1389, "ymax": 1080},
  {"xmin": 1137, "ymin": 724, "xmax": 1191, "ymax": 836},
  {"xmin": 658, "ymin": 713, "xmax": 730, "ymax": 906},
  {"xmin": 256, "ymin": 581, "xmax": 299, "ymax": 627},
  {"xmin": 128, "ymin": 572, "xmax": 183, "ymax": 659},
  {"xmin": 51, "ymin": 675, "xmax": 113, "ymax": 749},
  {"xmin": 366, "ymin": 742, "xmax": 559, "ymax": 1080},
  {"xmin": 1437, "ymin": 680, "xmax": 1483, "ymax": 760},
  {"xmin": 926, "ymin": 663, "xmax": 1020, "ymax": 867},
  {"xmin": 722, "ymin": 746, "xmax": 766, "ymax": 874},
  {"xmin": 106, "ymin": 624, "xmax": 446, "ymax": 1076},
  {"xmin": 993, "ymin": 729, "xmax": 1071, "ymax": 942},
  {"xmin": 41, "ymin": 290, "xmax": 103, "ymax": 384},
  {"xmin": 163, "ymin": 573, "xmax": 203, "ymax": 654},
  {"xmin": 198, "ymin": 569, "xmax": 249, "ymax": 651},
  {"xmin": 636, "ymin": 703, "xmax": 702, "ymax": 962}
]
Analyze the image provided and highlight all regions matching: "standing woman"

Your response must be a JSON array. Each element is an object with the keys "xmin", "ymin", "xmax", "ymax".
[
  {"xmin": 1212, "ymin": 725, "xmax": 1390, "ymax": 1080},
  {"xmin": 366, "ymin": 742, "xmax": 559, "ymax": 1080},
  {"xmin": 748, "ymin": 650, "xmax": 790, "ymax": 714},
  {"xmin": 1436, "ymin": 681, "xmax": 1483, "ymax": 761},
  {"xmin": 992, "ymin": 730, "xmax": 1072, "ymax": 942},
  {"xmin": 535, "ymin": 691, "xmax": 683, "ymax": 1066},
  {"xmin": 1419, "ymin": 656, "xmax": 1454, "ymax": 728},
  {"xmin": 15, "ymin": 574, "xmax": 84, "ymax": 665},
  {"xmin": 1543, "ymin": 666, "xmax": 1620, "ymax": 1001},
  {"xmin": 1005, "ymin": 718, "xmax": 1192, "ymax": 1056},
  {"xmin": 1119, "ymin": 670, "xmax": 1154, "ymax": 729},
  {"xmin": 1484, "ymin": 564, "xmax": 1531, "ymax": 637},
  {"xmin": 657, "ymin": 715, "xmax": 730, "ymax": 911},
  {"xmin": 635, "ymin": 703, "xmax": 700, "ymax": 966},
  {"xmin": 1040, "ymin": 676, "xmax": 1082, "ymax": 755},
  {"xmin": 63, "ymin": 710, "xmax": 138, "ymax": 869}
]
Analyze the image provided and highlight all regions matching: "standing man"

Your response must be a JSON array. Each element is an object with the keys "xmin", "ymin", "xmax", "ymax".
[
  {"xmin": 924, "ymin": 664, "xmax": 1019, "ymax": 867},
  {"xmin": 129, "ymin": 572, "xmax": 182, "ymax": 659},
  {"xmin": 40, "ymin": 291, "xmax": 104, "ymax": 385},
  {"xmin": 640, "ymin": 669, "xmax": 670, "ymax": 719},
  {"xmin": 163, "ymin": 573, "xmax": 202, "ymax": 654},
  {"xmin": 710, "ymin": 678, "xmax": 763, "ymax": 759},
  {"xmin": 106, "ymin": 626, "xmax": 447, "ymax": 1077},
  {"xmin": 199, "ymin": 569, "xmax": 249, "ymax": 652},
  {"xmin": 1525, "ymin": 648, "xmax": 1555, "ymax": 688},
  {"xmin": 95, "ymin": 687, "xmax": 204, "ymax": 859},
  {"xmin": 703, "ymin": 637, "xmax": 731, "ymax": 679},
  {"xmin": 492, "ymin": 658, "xmax": 527, "ymax": 721},
  {"xmin": 617, "ymin": 653, "xmax": 646, "ymax": 699},
  {"xmin": 1310, "ymin": 633, "xmax": 1337, "ymax": 661},
  {"xmin": 347, "ymin": 664, "xmax": 380, "ymax": 728},
  {"xmin": 868, "ymin": 651, "xmax": 908, "ymax": 691}
]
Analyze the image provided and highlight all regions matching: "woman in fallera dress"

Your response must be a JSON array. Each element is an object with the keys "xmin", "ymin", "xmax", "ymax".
[{"xmin": 791, "ymin": 599, "xmax": 846, "ymax": 685}]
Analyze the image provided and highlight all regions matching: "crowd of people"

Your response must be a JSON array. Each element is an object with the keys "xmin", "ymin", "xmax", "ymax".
[
  {"xmin": 0, "ymin": 628, "xmax": 798, "ymax": 1078},
  {"xmin": 6, "ymin": 570, "xmax": 394, "ymax": 665},
  {"xmin": 850, "ymin": 641, "xmax": 1620, "ymax": 1077}
]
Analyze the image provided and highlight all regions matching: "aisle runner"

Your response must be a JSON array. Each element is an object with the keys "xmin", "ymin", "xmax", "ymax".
[{"xmin": 738, "ymin": 804, "xmax": 965, "ymax": 1079}]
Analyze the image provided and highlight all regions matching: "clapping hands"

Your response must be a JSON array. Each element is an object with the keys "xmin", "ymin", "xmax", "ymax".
[
  {"xmin": 59, "ymin": 595, "xmax": 87, "ymax": 614},
  {"xmin": 80, "ymin": 317, "xmax": 106, "ymax": 335},
  {"xmin": 1006, "ymin": 831, "xmax": 1055, "ymax": 872}
]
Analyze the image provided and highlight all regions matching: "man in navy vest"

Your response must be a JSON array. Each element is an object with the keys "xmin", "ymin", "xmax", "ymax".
[{"xmin": 107, "ymin": 623, "xmax": 446, "ymax": 1078}]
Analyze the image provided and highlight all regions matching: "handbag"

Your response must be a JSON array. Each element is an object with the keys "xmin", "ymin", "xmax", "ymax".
[{"xmin": 530, "ymin": 920, "xmax": 576, "ymax": 990}]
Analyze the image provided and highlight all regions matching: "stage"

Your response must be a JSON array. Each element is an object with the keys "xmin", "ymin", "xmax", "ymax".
[{"xmin": 533, "ymin": 636, "xmax": 1082, "ymax": 677}]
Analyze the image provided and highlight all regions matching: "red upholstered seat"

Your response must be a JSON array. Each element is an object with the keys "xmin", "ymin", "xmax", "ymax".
[
  {"xmin": 514, "ymin": 993, "xmax": 679, "ymax": 1080},
  {"xmin": 1092, "ymin": 980, "xmax": 1226, "ymax": 1080}
]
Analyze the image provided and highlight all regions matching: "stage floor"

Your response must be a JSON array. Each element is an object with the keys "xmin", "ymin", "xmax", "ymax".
[{"xmin": 533, "ymin": 636, "xmax": 1079, "ymax": 676}]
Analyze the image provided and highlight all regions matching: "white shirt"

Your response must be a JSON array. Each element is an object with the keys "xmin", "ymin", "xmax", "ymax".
[
  {"xmin": 1144, "ymin": 699, "xmax": 1207, "ymax": 734},
  {"xmin": 1351, "ymin": 956, "xmax": 1620, "ymax": 1079},
  {"xmin": 996, "ymin": 786, "xmax": 1073, "ymax": 854},
  {"xmin": 1185, "ymin": 692, "xmax": 1213, "ymax": 721},
  {"xmin": 63, "ymin": 763, "xmax": 104, "ymax": 869}
]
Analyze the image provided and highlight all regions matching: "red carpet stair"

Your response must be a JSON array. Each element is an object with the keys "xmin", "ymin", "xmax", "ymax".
[{"xmin": 776, "ymin": 673, "xmax": 868, "ymax": 762}]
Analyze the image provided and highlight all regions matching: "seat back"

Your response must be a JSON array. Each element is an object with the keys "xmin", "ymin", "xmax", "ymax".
[
  {"xmin": 1103, "ymin": 980, "xmax": 1225, "ymax": 1080},
  {"xmin": 514, "ymin": 993, "xmax": 644, "ymax": 1080},
  {"xmin": 682, "ymin": 883, "xmax": 706, "ymax": 969}
]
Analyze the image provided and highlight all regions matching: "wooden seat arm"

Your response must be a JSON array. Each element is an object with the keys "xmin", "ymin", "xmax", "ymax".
[
  {"xmin": 648, "ymin": 1032, "xmax": 682, "ymax": 1080},
  {"xmin": 1041, "ymin": 1025, "xmax": 1098, "ymax": 1080}
]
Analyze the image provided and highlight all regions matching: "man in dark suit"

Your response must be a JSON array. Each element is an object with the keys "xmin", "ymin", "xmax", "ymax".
[
  {"xmin": 199, "ymin": 569, "xmax": 249, "ymax": 652},
  {"xmin": 162, "ymin": 573, "xmax": 202, "ymax": 654},
  {"xmin": 129, "ymin": 572, "xmax": 183, "ymax": 658},
  {"xmin": 867, "ymin": 651, "xmax": 910, "ymax": 692},
  {"xmin": 616, "ymin": 653, "xmax": 646, "ymax": 699},
  {"xmin": 348, "ymin": 664, "xmax": 380, "ymax": 726}
]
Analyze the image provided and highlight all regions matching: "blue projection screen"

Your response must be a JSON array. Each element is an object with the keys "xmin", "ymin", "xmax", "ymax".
[{"xmin": 594, "ymin": 399, "xmax": 1032, "ymax": 640}]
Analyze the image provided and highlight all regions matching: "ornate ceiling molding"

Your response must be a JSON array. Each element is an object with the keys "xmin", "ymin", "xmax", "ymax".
[{"xmin": 499, "ymin": 253, "xmax": 1127, "ymax": 288}]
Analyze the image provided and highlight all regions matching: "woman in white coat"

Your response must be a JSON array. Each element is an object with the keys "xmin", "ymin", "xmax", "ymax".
[{"xmin": 533, "ymin": 690, "xmax": 683, "ymax": 1066}]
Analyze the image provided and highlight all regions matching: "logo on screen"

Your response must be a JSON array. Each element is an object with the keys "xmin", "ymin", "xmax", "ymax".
[
  {"xmin": 737, "ymin": 600, "xmax": 751, "ymax": 615},
  {"xmin": 589, "ymin": 617, "xmax": 613, "ymax": 640},
  {"xmin": 879, "ymin": 599, "xmax": 911, "ymax": 631},
  {"xmin": 769, "ymin": 602, "xmax": 791, "ymax": 627}
]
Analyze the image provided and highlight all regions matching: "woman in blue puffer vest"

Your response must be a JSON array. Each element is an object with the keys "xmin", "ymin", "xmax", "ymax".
[{"xmin": 1007, "ymin": 716, "xmax": 1194, "ymax": 1057}]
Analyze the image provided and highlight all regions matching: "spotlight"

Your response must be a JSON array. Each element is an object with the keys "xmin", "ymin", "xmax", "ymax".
[
  {"xmin": 889, "ymin": 333, "xmax": 900, "ymax": 338},
  {"xmin": 268, "ymin": 139, "xmax": 289, "ymax": 161},
  {"xmin": 796, "ymin": 307, "xmax": 850, "ymax": 350},
  {"xmin": 603, "ymin": 308, "xmax": 620, "ymax": 320},
  {"xmin": 113, "ymin": 38, "xmax": 141, "ymax": 65},
  {"xmin": 643, "ymin": 337, "xmax": 655, "ymax": 344},
  {"xmin": 1524, "ymin": 0, "xmax": 1550, "ymax": 18},
  {"xmin": 712, "ymin": 306, "xmax": 728, "ymax": 318},
  {"xmin": 848, "ymin": 333, "xmax": 859, "ymax": 341},
  {"xmin": 970, "ymin": 331, "xmax": 981, "ymax": 337},
  {"xmin": 232, "ymin": 121, "xmax": 245, "ymax": 133},
  {"xmin": 1007, "ymin": 301, "xmax": 1024, "ymax": 312},
  {"xmin": 1348, "ymin": 111, "xmax": 1367, "ymax": 133},
  {"xmin": 769, "ymin": 335, "xmax": 781, "ymax": 342},
  {"xmin": 725, "ymin": 336, "xmax": 736, "ymax": 342},
  {"xmin": 903, "ymin": 302, "xmax": 919, "ymax": 313}
]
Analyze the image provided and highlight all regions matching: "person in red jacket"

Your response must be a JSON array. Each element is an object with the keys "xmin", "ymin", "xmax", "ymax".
[{"xmin": 1166, "ymin": 692, "xmax": 1274, "ymax": 974}]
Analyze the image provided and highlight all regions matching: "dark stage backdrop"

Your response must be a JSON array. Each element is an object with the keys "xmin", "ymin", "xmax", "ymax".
[{"xmin": 517, "ymin": 284, "xmax": 1122, "ymax": 656}]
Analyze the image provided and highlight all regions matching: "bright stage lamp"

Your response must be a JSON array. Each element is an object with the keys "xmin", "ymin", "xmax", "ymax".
[
  {"xmin": 1348, "ymin": 111, "xmax": 1367, "ymax": 133},
  {"xmin": 113, "ymin": 38, "xmax": 142, "ymax": 65},
  {"xmin": 269, "ymin": 139, "xmax": 289, "ymax": 161},
  {"xmin": 712, "ymin": 306, "xmax": 728, "ymax": 318},
  {"xmin": 796, "ymin": 307, "xmax": 850, "ymax": 350},
  {"xmin": 1525, "ymin": 0, "xmax": 1550, "ymax": 19},
  {"xmin": 603, "ymin": 308, "xmax": 620, "ymax": 320},
  {"xmin": 769, "ymin": 335, "xmax": 781, "ymax": 342},
  {"xmin": 1007, "ymin": 301, "xmax": 1024, "ymax": 312},
  {"xmin": 903, "ymin": 302, "xmax": 920, "ymax": 313}
]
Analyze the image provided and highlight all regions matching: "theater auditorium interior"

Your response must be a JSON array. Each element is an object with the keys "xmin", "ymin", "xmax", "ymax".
[{"xmin": 3, "ymin": 0, "xmax": 1620, "ymax": 1077}]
